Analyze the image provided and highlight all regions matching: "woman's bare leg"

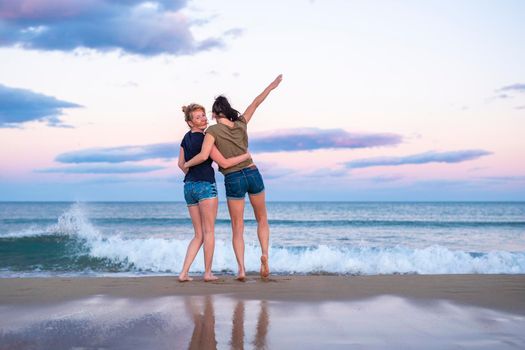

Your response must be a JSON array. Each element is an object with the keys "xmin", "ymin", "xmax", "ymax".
[
  {"xmin": 198, "ymin": 198, "xmax": 219, "ymax": 281},
  {"xmin": 249, "ymin": 192, "xmax": 270, "ymax": 278},
  {"xmin": 227, "ymin": 198, "xmax": 246, "ymax": 280},
  {"xmin": 179, "ymin": 205, "xmax": 204, "ymax": 282}
]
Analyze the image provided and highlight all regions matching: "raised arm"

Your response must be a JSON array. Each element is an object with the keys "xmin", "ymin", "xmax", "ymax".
[
  {"xmin": 183, "ymin": 133, "xmax": 216, "ymax": 168},
  {"xmin": 243, "ymin": 74, "xmax": 283, "ymax": 123},
  {"xmin": 210, "ymin": 146, "xmax": 250, "ymax": 169},
  {"xmin": 178, "ymin": 147, "xmax": 188, "ymax": 174}
]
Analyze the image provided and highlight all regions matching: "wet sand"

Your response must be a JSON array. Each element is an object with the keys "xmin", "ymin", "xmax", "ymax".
[
  {"xmin": 1, "ymin": 275, "xmax": 525, "ymax": 349},
  {"xmin": 1, "ymin": 274, "xmax": 524, "ymax": 313}
]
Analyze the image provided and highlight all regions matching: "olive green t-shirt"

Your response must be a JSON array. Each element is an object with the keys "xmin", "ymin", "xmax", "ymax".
[{"xmin": 206, "ymin": 116, "xmax": 254, "ymax": 174}]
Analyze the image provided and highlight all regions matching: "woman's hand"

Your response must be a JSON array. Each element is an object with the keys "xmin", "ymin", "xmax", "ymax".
[
  {"xmin": 178, "ymin": 146, "xmax": 189, "ymax": 174},
  {"xmin": 269, "ymin": 74, "xmax": 283, "ymax": 90}
]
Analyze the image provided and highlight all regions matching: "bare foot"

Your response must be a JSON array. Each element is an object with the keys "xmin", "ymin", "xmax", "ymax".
[
  {"xmin": 260, "ymin": 255, "xmax": 270, "ymax": 278},
  {"xmin": 204, "ymin": 273, "xmax": 219, "ymax": 282},
  {"xmin": 178, "ymin": 273, "xmax": 193, "ymax": 282},
  {"xmin": 236, "ymin": 269, "xmax": 246, "ymax": 282}
]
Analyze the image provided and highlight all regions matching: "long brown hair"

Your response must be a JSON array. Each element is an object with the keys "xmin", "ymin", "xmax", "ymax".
[{"xmin": 212, "ymin": 96, "xmax": 240, "ymax": 122}]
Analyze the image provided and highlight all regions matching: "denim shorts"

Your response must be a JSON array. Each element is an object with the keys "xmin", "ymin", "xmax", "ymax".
[
  {"xmin": 224, "ymin": 166, "xmax": 265, "ymax": 200},
  {"xmin": 184, "ymin": 181, "xmax": 218, "ymax": 206}
]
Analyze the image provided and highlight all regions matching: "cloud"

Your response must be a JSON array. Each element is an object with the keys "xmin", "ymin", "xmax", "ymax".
[
  {"xmin": 72, "ymin": 174, "xmax": 182, "ymax": 184},
  {"xmin": 224, "ymin": 28, "xmax": 244, "ymax": 38},
  {"xmin": 468, "ymin": 166, "xmax": 489, "ymax": 172},
  {"xmin": 36, "ymin": 164, "xmax": 166, "ymax": 174},
  {"xmin": 516, "ymin": 105, "xmax": 525, "ymax": 110},
  {"xmin": 410, "ymin": 179, "xmax": 475, "ymax": 188},
  {"xmin": 0, "ymin": 0, "xmax": 234, "ymax": 56},
  {"xmin": 481, "ymin": 176, "xmax": 525, "ymax": 182},
  {"xmin": 497, "ymin": 83, "xmax": 525, "ymax": 93},
  {"xmin": 367, "ymin": 175, "xmax": 404, "ymax": 183},
  {"xmin": 55, "ymin": 128, "xmax": 403, "ymax": 163},
  {"xmin": 345, "ymin": 150, "xmax": 492, "ymax": 169},
  {"xmin": 0, "ymin": 84, "xmax": 81, "ymax": 127},
  {"xmin": 56, "ymin": 143, "xmax": 177, "ymax": 163},
  {"xmin": 249, "ymin": 128, "xmax": 402, "ymax": 152},
  {"xmin": 303, "ymin": 168, "xmax": 348, "ymax": 178}
]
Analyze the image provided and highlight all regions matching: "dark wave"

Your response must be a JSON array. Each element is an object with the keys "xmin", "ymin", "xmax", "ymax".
[
  {"xmin": 3, "ymin": 217, "xmax": 525, "ymax": 228},
  {"xmin": 2, "ymin": 218, "xmax": 56, "ymax": 225},
  {"xmin": 266, "ymin": 219, "xmax": 525, "ymax": 228},
  {"xmin": 0, "ymin": 235, "xmax": 130, "ymax": 273}
]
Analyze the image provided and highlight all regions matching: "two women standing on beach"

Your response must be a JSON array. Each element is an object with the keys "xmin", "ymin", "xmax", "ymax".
[
  {"xmin": 179, "ymin": 74, "xmax": 283, "ymax": 281},
  {"xmin": 178, "ymin": 104, "xmax": 251, "ymax": 282}
]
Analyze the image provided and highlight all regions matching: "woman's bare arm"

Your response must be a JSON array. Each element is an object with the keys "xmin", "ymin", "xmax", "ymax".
[
  {"xmin": 243, "ymin": 74, "xmax": 283, "ymax": 123},
  {"xmin": 183, "ymin": 134, "xmax": 216, "ymax": 168},
  {"xmin": 178, "ymin": 147, "xmax": 188, "ymax": 174},
  {"xmin": 210, "ymin": 146, "xmax": 251, "ymax": 169}
]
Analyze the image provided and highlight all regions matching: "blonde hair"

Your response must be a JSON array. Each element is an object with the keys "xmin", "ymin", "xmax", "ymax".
[{"xmin": 182, "ymin": 103, "xmax": 206, "ymax": 126}]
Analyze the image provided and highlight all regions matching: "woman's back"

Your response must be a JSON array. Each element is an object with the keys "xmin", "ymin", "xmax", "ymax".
[{"xmin": 206, "ymin": 116, "xmax": 253, "ymax": 174}]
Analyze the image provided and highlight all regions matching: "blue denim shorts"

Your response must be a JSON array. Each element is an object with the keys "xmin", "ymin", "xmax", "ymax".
[
  {"xmin": 184, "ymin": 181, "xmax": 218, "ymax": 206},
  {"xmin": 224, "ymin": 166, "xmax": 265, "ymax": 200}
]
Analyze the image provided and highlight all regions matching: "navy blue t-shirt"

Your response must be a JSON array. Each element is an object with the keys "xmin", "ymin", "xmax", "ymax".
[{"xmin": 180, "ymin": 131, "xmax": 215, "ymax": 183}]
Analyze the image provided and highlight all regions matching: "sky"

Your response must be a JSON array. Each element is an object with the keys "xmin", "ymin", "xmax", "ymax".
[{"xmin": 0, "ymin": 0, "xmax": 524, "ymax": 201}]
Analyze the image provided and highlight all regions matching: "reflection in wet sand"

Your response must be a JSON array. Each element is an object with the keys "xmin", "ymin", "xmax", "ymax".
[
  {"xmin": 1, "ymin": 295, "xmax": 524, "ymax": 349},
  {"xmin": 230, "ymin": 300, "xmax": 244, "ymax": 350},
  {"xmin": 186, "ymin": 296, "xmax": 217, "ymax": 350},
  {"xmin": 186, "ymin": 297, "xmax": 270, "ymax": 350},
  {"xmin": 227, "ymin": 300, "xmax": 269, "ymax": 350},
  {"xmin": 254, "ymin": 301, "xmax": 269, "ymax": 349}
]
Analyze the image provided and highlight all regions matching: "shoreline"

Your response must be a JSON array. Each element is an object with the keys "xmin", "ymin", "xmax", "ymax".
[{"xmin": 1, "ymin": 274, "xmax": 524, "ymax": 315}]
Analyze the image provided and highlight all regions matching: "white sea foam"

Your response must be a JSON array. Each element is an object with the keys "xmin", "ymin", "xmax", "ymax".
[
  {"xmin": 139, "ymin": 242, "xmax": 524, "ymax": 274},
  {"xmin": 79, "ymin": 209, "xmax": 525, "ymax": 274}
]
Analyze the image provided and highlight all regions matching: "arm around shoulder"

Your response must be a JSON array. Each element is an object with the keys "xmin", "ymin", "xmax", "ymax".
[
  {"xmin": 183, "ymin": 133, "xmax": 215, "ymax": 168},
  {"xmin": 210, "ymin": 146, "xmax": 250, "ymax": 169}
]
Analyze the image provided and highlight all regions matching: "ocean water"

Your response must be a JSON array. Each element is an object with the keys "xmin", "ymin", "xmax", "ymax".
[{"xmin": 0, "ymin": 202, "xmax": 524, "ymax": 277}]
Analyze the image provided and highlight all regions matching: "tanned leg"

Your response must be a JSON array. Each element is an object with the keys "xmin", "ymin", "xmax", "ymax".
[{"xmin": 227, "ymin": 198, "xmax": 246, "ymax": 280}]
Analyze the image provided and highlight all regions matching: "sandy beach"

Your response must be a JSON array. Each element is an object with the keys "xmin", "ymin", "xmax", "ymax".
[
  {"xmin": 1, "ymin": 275, "xmax": 525, "ymax": 349},
  {"xmin": 1, "ymin": 274, "xmax": 524, "ymax": 313}
]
